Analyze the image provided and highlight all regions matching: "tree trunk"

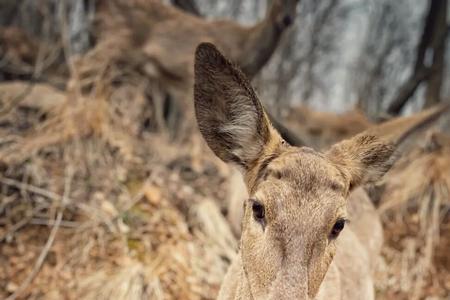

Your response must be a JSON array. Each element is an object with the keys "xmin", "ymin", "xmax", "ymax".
[
  {"xmin": 170, "ymin": 0, "xmax": 201, "ymax": 16},
  {"xmin": 68, "ymin": 0, "xmax": 91, "ymax": 55},
  {"xmin": 387, "ymin": 0, "xmax": 448, "ymax": 115},
  {"xmin": 424, "ymin": 0, "xmax": 448, "ymax": 107},
  {"xmin": 387, "ymin": 67, "xmax": 432, "ymax": 115}
]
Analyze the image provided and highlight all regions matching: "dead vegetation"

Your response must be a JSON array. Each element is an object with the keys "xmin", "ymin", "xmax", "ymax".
[
  {"xmin": 0, "ymin": 31, "xmax": 236, "ymax": 298},
  {"xmin": 375, "ymin": 131, "xmax": 450, "ymax": 299},
  {"xmin": 0, "ymin": 78, "xmax": 236, "ymax": 299},
  {"xmin": 0, "ymin": 4, "xmax": 239, "ymax": 297}
]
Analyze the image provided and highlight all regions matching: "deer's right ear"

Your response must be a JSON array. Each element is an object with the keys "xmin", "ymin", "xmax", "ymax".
[
  {"xmin": 326, "ymin": 104, "xmax": 449, "ymax": 190},
  {"xmin": 194, "ymin": 43, "xmax": 282, "ymax": 171}
]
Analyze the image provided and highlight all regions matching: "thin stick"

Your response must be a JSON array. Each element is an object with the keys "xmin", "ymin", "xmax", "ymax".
[
  {"xmin": 0, "ymin": 204, "xmax": 48, "ymax": 242},
  {"xmin": 0, "ymin": 176, "xmax": 115, "ymax": 230},
  {"xmin": 5, "ymin": 167, "xmax": 73, "ymax": 300},
  {"xmin": 0, "ymin": 176, "xmax": 61, "ymax": 201},
  {"xmin": 29, "ymin": 218, "xmax": 80, "ymax": 228},
  {"xmin": 5, "ymin": 210, "xmax": 63, "ymax": 300}
]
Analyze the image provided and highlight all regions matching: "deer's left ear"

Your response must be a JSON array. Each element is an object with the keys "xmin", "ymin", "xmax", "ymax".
[
  {"xmin": 326, "ymin": 134, "xmax": 396, "ymax": 189},
  {"xmin": 194, "ymin": 43, "xmax": 283, "ymax": 172},
  {"xmin": 326, "ymin": 104, "xmax": 449, "ymax": 190}
]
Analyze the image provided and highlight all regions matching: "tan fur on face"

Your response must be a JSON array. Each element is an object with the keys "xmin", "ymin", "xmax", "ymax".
[
  {"xmin": 240, "ymin": 148, "xmax": 348, "ymax": 297},
  {"xmin": 194, "ymin": 43, "xmax": 449, "ymax": 300}
]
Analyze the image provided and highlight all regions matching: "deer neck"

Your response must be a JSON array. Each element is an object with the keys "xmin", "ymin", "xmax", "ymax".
[
  {"xmin": 218, "ymin": 252, "xmax": 252, "ymax": 299},
  {"xmin": 238, "ymin": 3, "xmax": 292, "ymax": 79}
]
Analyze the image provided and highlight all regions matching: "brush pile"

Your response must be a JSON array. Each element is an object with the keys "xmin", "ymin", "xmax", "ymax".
[
  {"xmin": 376, "ymin": 131, "xmax": 450, "ymax": 300},
  {"xmin": 0, "ymin": 30, "xmax": 236, "ymax": 299}
]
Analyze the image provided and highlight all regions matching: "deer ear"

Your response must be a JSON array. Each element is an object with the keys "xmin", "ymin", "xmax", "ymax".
[
  {"xmin": 326, "ymin": 134, "xmax": 396, "ymax": 189},
  {"xmin": 194, "ymin": 43, "xmax": 282, "ymax": 171},
  {"xmin": 326, "ymin": 104, "xmax": 449, "ymax": 190}
]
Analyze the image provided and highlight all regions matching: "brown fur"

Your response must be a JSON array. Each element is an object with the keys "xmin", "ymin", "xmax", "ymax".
[
  {"xmin": 96, "ymin": 0, "xmax": 299, "ymax": 134},
  {"xmin": 194, "ymin": 43, "xmax": 449, "ymax": 299},
  {"xmin": 285, "ymin": 106, "xmax": 372, "ymax": 149},
  {"xmin": 98, "ymin": 0, "xmax": 299, "ymax": 88}
]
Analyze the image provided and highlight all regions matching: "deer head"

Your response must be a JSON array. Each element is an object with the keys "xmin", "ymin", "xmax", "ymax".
[
  {"xmin": 194, "ymin": 43, "xmax": 448, "ymax": 299},
  {"xmin": 268, "ymin": 0, "xmax": 300, "ymax": 29}
]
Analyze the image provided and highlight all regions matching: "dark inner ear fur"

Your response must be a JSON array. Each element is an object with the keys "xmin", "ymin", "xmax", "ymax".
[{"xmin": 194, "ymin": 42, "xmax": 271, "ymax": 168}]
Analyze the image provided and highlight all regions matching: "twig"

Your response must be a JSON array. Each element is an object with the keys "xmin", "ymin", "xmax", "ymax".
[
  {"xmin": 0, "ymin": 176, "xmax": 119, "ymax": 231},
  {"xmin": 5, "ymin": 210, "xmax": 63, "ymax": 300},
  {"xmin": 0, "ymin": 204, "xmax": 48, "ymax": 243},
  {"xmin": 0, "ymin": 216, "xmax": 32, "ymax": 242},
  {"xmin": 0, "ymin": 176, "xmax": 61, "ymax": 202},
  {"xmin": 29, "ymin": 218, "xmax": 80, "ymax": 228},
  {"xmin": 5, "ymin": 167, "xmax": 73, "ymax": 300}
]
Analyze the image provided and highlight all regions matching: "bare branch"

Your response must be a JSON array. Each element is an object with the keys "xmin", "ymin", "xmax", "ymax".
[
  {"xmin": 387, "ymin": 0, "xmax": 448, "ymax": 114},
  {"xmin": 171, "ymin": 0, "xmax": 201, "ymax": 16},
  {"xmin": 5, "ymin": 167, "xmax": 73, "ymax": 300},
  {"xmin": 387, "ymin": 67, "xmax": 432, "ymax": 115}
]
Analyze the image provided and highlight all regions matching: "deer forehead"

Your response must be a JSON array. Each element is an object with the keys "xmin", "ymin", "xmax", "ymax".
[
  {"xmin": 251, "ymin": 149, "xmax": 348, "ymax": 220},
  {"xmin": 257, "ymin": 148, "xmax": 347, "ymax": 195}
]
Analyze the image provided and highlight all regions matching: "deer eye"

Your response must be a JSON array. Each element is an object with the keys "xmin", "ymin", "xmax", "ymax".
[
  {"xmin": 251, "ymin": 200, "xmax": 265, "ymax": 223},
  {"xmin": 329, "ymin": 219, "xmax": 346, "ymax": 239}
]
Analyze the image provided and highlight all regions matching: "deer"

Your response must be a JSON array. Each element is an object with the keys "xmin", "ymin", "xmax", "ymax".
[
  {"xmin": 193, "ymin": 42, "xmax": 449, "ymax": 299},
  {"xmin": 96, "ymin": 0, "xmax": 299, "ymax": 134},
  {"xmin": 227, "ymin": 106, "xmax": 374, "ymax": 237},
  {"xmin": 284, "ymin": 106, "xmax": 373, "ymax": 150},
  {"xmin": 100, "ymin": 0, "xmax": 300, "ymax": 83}
]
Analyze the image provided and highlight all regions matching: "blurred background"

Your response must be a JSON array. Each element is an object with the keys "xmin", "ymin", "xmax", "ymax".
[{"xmin": 0, "ymin": 0, "xmax": 449, "ymax": 299}]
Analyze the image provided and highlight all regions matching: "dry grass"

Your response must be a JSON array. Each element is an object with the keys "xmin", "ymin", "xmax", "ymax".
[
  {"xmin": 376, "ymin": 131, "xmax": 450, "ymax": 299},
  {"xmin": 0, "ymin": 32, "xmax": 235, "ymax": 299}
]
